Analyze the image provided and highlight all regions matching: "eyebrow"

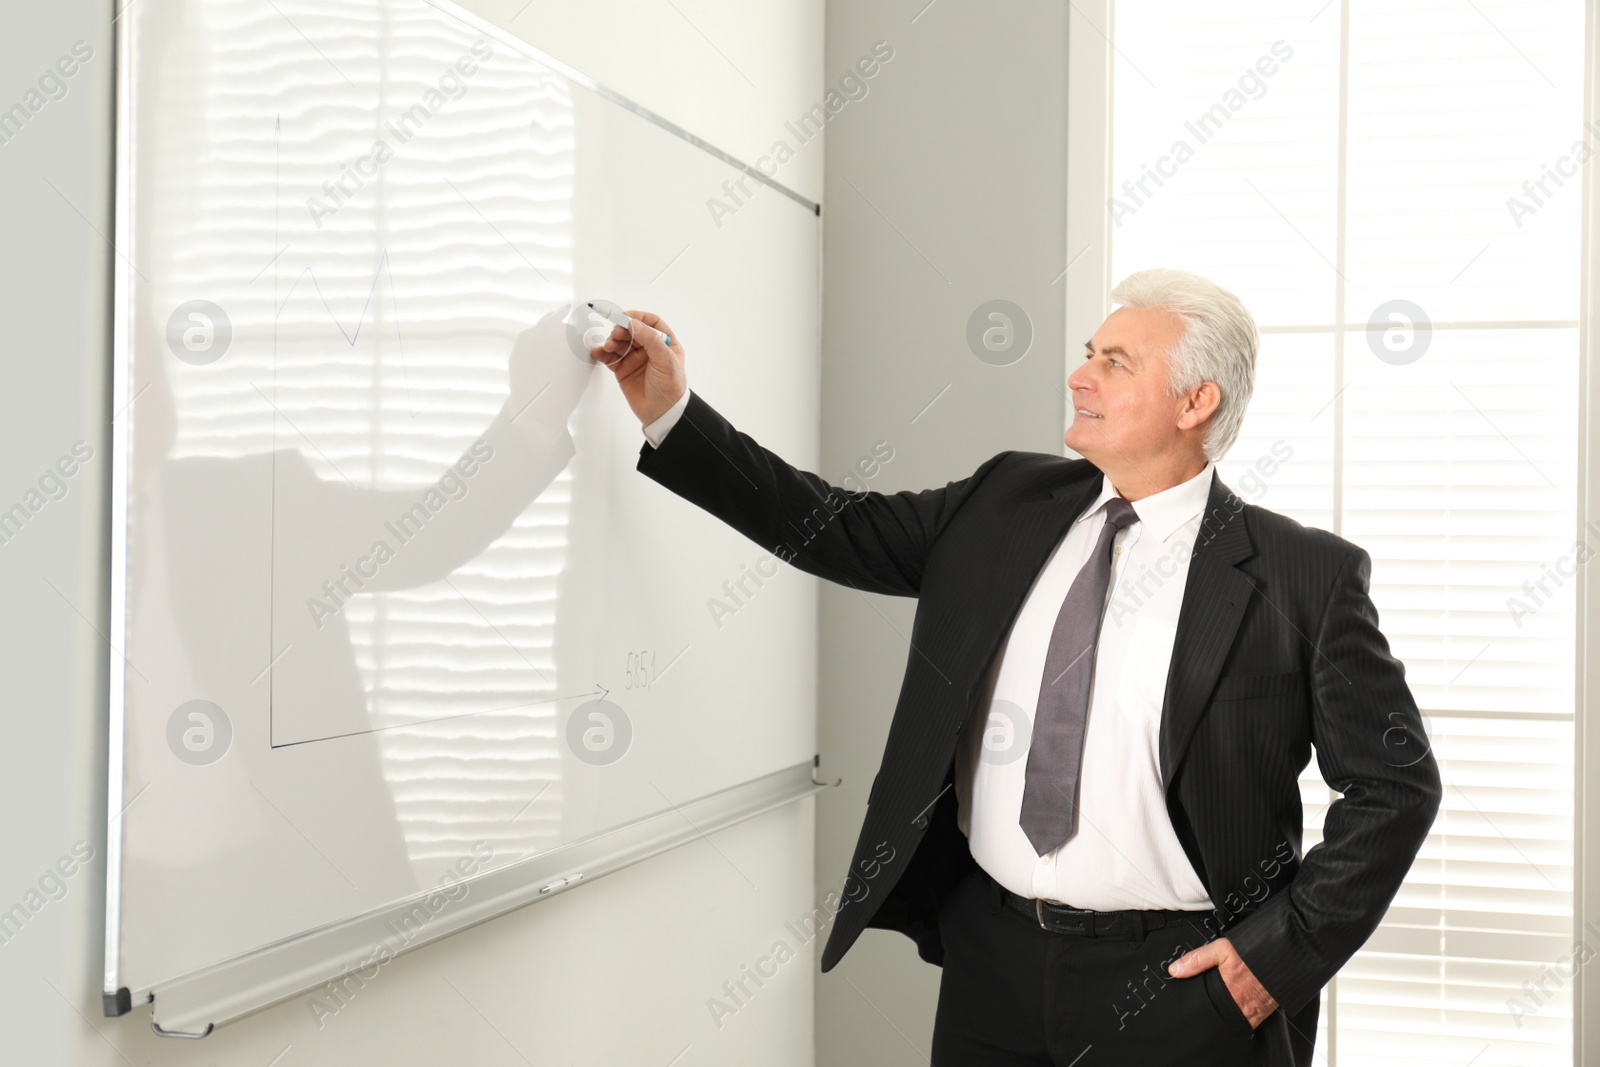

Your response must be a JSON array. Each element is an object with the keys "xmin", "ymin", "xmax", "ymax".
[{"xmin": 1083, "ymin": 341, "xmax": 1138, "ymax": 365}]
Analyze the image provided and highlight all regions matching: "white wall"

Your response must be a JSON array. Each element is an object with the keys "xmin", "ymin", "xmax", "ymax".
[
  {"xmin": 814, "ymin": 3, "xmax": 1071, "ymax": 1064},
  {"xmin": 0, "ymin": 2, "xmax": 825, "ymax": 1065}
]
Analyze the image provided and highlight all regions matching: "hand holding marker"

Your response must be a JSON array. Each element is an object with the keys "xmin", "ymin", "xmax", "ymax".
[
  {"xmin": 589, "ymin": 302, "xmax": 689, "ymax": 430},
  {"xmin": 588, "ymin": 301, "xmax": 671, "ymax": 350}
]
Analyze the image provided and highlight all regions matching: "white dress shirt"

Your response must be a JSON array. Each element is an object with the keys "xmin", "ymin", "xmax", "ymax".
[
  {"xmin": 952, "ymin": 461, "xmax": 1217, "ymax": 911},
  {"xmin": 642, "ymin": 388, "xmax": 693, "ymax": 448}
]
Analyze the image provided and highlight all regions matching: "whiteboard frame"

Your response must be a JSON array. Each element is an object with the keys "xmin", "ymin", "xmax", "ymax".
[
  {"xmin": 102, "ymin": 0, "xmax": 136, "ymax": 1018},
  {"xmin": 143, "ymin": 762, "xmax": 825, "ymax": 1035},
  {"xmin": 102, "ymin": 0, "xmax": 826, "ymax": 1030},
  {"xmin": 419, "ymin": 0, "xmax": 819, "ymax": 216}
]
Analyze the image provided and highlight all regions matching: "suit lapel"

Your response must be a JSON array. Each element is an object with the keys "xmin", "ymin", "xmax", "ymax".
[
  {"xmin": 1159, "ymin": 473, "xmax": 1255, "ymax": 791},
  {"xmin": 968, "ymin": 465, "xmax": 1257, "ymax": 794},
  {"xmin": 966, "ymin": 472, "xmax": 1103, "ymax": 700}
]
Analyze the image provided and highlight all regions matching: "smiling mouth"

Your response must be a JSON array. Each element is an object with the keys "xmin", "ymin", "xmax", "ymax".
[{"xmin": 1075, "ymin": 408, "xmax": 1103, "ymax": 420}]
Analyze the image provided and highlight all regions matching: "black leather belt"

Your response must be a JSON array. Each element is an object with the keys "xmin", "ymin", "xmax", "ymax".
[{"xmin": 990, "ymin": 874, "xmax": 1210, "ymax": 940}]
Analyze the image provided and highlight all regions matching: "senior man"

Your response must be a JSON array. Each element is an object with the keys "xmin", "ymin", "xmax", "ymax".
[{"xmin": 592, "ymin": 269, "xmax": 1441, "ymax": 1067}]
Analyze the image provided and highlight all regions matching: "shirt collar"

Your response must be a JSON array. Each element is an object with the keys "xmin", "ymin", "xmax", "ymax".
[{"xmin": 1074, "ymin": 460, "xmax": 1216, "ymax": 544}]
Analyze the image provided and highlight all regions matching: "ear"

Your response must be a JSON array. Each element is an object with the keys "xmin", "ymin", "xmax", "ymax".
[{"xmin": 1176, "ymin": 381, "xmax": 1221, "ymax": 432}]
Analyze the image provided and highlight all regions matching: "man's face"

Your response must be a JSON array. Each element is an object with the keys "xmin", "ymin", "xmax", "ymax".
[{"xmin": 1065, "ymin": 305, "xmax": 1190, "ymax": 464}]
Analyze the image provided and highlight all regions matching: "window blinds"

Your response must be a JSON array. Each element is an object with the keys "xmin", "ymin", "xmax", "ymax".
[{"xmin": 1108, "ymin": 2, "xmax": 1583, "ymax": 1062}]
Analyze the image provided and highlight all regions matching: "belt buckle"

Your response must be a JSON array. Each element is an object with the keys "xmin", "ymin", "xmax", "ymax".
[{"xmin": 1034, "ymin": 898, "xmax": 1094, "ymax": 935}]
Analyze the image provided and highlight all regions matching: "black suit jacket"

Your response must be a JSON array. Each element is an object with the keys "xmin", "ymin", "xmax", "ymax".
[{"xmin": 637, "ymin": 389, "xmax": 1441, "ymax": 1027}]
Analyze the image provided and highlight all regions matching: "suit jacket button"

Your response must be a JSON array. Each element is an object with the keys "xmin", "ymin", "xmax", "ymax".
[{"xmin": 912, "ymin": 813, "xmax": 929, "ymax": 830}]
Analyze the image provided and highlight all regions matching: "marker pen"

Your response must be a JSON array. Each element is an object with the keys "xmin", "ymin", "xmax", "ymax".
[{"xmin": 587, "ymin": 302, "xmax": 673, "ymax": 347}]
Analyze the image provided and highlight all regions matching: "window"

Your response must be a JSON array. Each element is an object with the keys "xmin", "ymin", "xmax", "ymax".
[{"xmin": 1070, "ymin": 1, "xmax": 1586, "ymax": 1061}]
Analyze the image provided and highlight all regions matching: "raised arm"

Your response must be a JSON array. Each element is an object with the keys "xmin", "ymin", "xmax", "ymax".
[{"xmin": 591, "ymin": 309, "xmax": 1010, "ymax": 597}]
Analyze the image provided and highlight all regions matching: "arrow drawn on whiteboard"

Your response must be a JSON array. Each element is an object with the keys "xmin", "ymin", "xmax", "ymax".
[{"xmin": 480, "ymin": 687, "xmax": 608, "ymax": 716}]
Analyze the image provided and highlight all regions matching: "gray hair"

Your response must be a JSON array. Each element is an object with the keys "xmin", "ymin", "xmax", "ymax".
[{"xmin": 1109, "ymin": 268, "xmax": 1258, "ymax": 462}]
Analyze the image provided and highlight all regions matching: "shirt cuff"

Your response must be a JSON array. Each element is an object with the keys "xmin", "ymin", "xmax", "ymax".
[{"xmin": 642, "ymin": 387, "xmax": 692, "ymax": 448}]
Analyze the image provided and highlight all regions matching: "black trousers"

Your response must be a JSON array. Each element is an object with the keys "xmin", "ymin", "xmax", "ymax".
[{"xmin": 931, "ymin": 866, "xmax": 1318, "ymax": 1066}]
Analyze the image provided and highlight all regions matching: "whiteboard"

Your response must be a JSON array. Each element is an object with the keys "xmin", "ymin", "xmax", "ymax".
[{"xmin": 105, "ymin": 0, "xmax": 822, "ymax": 1033}]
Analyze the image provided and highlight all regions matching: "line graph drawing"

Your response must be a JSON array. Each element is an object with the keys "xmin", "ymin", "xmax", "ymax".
[{"xmin": 275, "ymin": 248, "xmax": 406, "ymax": 352}]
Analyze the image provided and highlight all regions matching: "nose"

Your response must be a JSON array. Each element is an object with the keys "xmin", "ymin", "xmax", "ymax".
[{"xmin": 1066, "ymin": 359, "xmax": 1096, "ymax": 399}]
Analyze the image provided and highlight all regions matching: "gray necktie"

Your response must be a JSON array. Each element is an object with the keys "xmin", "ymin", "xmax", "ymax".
[{"xmin": 1019, "ymin": 495, "xmax": 1139, "ymax": 856}]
